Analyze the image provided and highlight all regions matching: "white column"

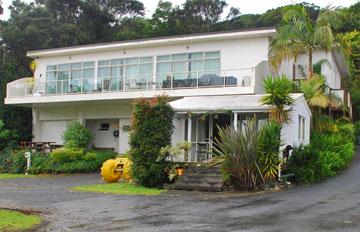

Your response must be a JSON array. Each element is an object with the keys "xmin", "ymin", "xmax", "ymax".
[
  {"xmin": 233, "ymin": 112, "xmax": 238, "ymax": 131},
  {"xmin": 209, "ymin": 114, "xmax": 213, "ymax": 159},
  {"xmin": 32, "ymin": 106, "xmax": 41, "ymax": 142},
  {"xmin": 78, "ymin": 106, "xmax": 84, "ymax": 124},
  {"xmin": 187, "ymin": 116, "xmax": 192, "ymax": 162}
]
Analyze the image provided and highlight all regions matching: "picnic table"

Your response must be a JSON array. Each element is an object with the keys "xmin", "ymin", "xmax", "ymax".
[{"xmin": 20, "ymin": 141, "xmax": 57, "ymax": 153}]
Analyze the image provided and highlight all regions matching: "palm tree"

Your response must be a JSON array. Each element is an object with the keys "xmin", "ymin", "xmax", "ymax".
[
  {"xmin": 270, "ymin": 5, "xmax": 339, "ymax": 79},
  {"xmin": 261, "ymin": 75, "xmax": 294, "ymax": 124},
  {"xmin": 299, "ymin": 74, "xmax": 342, "ymax": 113}
]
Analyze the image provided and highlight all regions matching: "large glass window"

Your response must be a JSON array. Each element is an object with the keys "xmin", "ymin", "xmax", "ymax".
[
  {"xmin": 46, "ymin": 62, "xmax": 94, "ymax": 94},
  {"xmin": 98, "ymin": 56, "xmax": 153, "ymax": 92},
  {"xmin": 156, "ymin": 51, "xmax": 220, "ymax": 89}
]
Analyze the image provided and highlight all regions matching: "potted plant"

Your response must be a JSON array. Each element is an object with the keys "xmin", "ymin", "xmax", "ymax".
[{"xmin": 158, "ymin": 141, "xmax": 192, "ymax": 180}]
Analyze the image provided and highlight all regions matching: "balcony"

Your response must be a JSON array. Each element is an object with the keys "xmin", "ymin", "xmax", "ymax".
[{"xmin": 5, "ymin": 68, "xmax": 256, "ymax": 105}]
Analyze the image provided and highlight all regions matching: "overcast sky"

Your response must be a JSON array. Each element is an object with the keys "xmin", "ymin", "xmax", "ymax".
[{"xmin": 1, "ymin": 0, "xmax": 358, "ymax": 21}]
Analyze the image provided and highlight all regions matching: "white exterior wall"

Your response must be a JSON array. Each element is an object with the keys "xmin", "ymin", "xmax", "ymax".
[
  {"xmin": 33, "ymin": 37, "xmax": 269, "ymax": 85},
  {"xmin": 281, "ymin": 97, "xmax": 311, "ymax": 148},
  {"xmin": 33, "ymin": 103, "xmax": 132, "ymax": 152},
  {"xmin": 277, "ymin": 51, "xmax": 342, "ymax": 89}
]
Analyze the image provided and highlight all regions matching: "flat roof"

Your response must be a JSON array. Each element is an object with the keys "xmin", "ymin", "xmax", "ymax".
[
  {"xmin": 169, "ymin": 93, "xmax": 304, "ymax": 113},
  {"xmin": 27, "ymin": 27, "xmax": 276, "ymax": 58}
]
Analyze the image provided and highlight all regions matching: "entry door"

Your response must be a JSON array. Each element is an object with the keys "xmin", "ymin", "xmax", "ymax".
[{"xmin": 119, "ymin": 118, "xmax": 131, "ymax": 154}]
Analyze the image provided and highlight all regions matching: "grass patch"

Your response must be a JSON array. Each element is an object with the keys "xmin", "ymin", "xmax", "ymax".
[
  {"xmin": 71, "ymin": 182, "xmax": 166, "ymax": 195},
  {"xmin": 0, "ymin": 174, "xmax": 32, "ymax": 180},
  {"xmin": 0, "ymin": 209, "xmax": 41, "ymax": 231}
]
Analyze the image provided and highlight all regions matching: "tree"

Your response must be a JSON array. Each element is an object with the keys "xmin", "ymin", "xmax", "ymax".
[
  {"xmin": 261, "ymin": 75, "xmax": 294, "ymax": 124},
  {"xmin": 129, "ymin": 96, "xmax": 174, "ymax": 187},
  {"xmin": 270, "ymin": 5, "xmax": 339, "ymax": 78},
  {"xmin": 182, "ymin": 0, "xmax": 227, "ymax": 32}
]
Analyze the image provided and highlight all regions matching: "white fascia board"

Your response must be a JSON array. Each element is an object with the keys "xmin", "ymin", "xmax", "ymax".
[{"xmin": 27, "ymin": 28, "xmax": 276, "ymax": 58}]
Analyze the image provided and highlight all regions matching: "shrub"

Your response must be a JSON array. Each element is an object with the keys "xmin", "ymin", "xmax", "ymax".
[
  {"xmin": 258, "ymin": 121, "xmax": 282, "ymax": 181},
  {"xmin": 29, "ymin": 150, "xmax": 116, "ymax": 174},
  {"xmin": 354, "ymin": 121, "xmax": 360, "ymax": 145},
  {"xmin": 0, "ymin": 149, "xmax": 27, "ymax": 174},
  {"xmin": 129, "ymin": 96, "xmax": 174, "ymax": 187},
  {"xmin": 214, "ymin": 118, "xmax": 262, "ymax": 190},
  {"xmin": 50, "ymin": 147, "xmax": 85, "ymax": 163},
  {"xmin": 62, "ymin": 121, "xmax": 92, "ymax": 149},
  {"xmin": 289, "ymin": 123, "xmax": 355, "ymax": 184}
]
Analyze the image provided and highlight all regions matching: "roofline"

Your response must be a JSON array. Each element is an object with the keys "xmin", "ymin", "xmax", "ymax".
[{"xmin": 27, "ymin": 27, "xmax": 276, "ymax": 58}]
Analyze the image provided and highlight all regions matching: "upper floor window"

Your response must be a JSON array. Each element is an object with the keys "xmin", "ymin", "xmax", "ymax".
[
  {"xmin": 156, "ymin": 51, "xmax": 220, "ymax": 88},
  {"xmin": 46, "ymin": 61, "xmax": 94, "ymax": 94},
  {"xmin": 97, "ymin": 56, "xmax": 153, "ymax": 91}
]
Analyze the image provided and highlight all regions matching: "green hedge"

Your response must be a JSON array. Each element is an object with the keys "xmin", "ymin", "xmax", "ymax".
[
  {"xmin": 29, "ymin": 150, "xmax": 116, "ymax": 174},
  {"xmin": 0, "ymin": 148, "xmax": 116, "ymax": 175},
  {"xmin": 288, "ymin": 125, "xmax": 355, "ymax": 184}
]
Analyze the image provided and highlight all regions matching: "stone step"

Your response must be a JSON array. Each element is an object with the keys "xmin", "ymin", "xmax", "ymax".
[
  {"xmin": 172, "ymin": 164, "xmax": 224, "ymax": 192},
  {"xmin": 172, "ymin": 182, "xmax": 223, "ymax": 192},
  {"xmin": 177, "ymin": 176, "xmax": 223, "ymax": 184}
]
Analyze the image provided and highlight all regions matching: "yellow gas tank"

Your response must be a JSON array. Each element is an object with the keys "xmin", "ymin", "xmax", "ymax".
[{"xmin": 100, "ymin": 157, "xmax": 132, "ymax": 183}]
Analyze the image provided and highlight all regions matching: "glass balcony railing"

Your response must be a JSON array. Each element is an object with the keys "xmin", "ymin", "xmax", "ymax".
[{"xmin": 6, "ymin": 68, "xmax": 255, "ymax": 98}]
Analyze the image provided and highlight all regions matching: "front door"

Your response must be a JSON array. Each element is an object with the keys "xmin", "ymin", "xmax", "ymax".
[{"xmin": 119, "ymin": 118, "xmax": 131, "ymax": 154}]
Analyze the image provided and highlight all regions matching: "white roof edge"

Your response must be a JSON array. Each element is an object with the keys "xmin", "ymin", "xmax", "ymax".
[
  {"xmin": 293, "ymin": 93, "xmax": 312, "ymax": 117},
  {"xmin": 27, "ymin": 28, "xmax": 276, "ymax": 58}
]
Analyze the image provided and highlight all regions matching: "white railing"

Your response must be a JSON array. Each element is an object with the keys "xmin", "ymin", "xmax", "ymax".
[{"xmin": 6, "ymin": 68, "xmax": 255, "ymax": 98}]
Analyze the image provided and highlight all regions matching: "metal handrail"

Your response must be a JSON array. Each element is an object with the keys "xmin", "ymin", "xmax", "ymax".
[{"xmin": 7, "ymin": 68, "xmax": 255, "ymax": 98}]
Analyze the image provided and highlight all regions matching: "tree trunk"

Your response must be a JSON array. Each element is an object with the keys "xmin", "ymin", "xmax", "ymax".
[
  {"xmin": 307, "ymin": 47, "xmax": 313, "ymax": 79},
  {"xmin": 292, "ymin": 62, "xmax": 296, "ymax": 80}
]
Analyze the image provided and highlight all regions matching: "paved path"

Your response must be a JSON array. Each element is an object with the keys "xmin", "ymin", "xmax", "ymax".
[{"xmin": 1, "ymin": 152, "xmax": 360, "ymax": 231}]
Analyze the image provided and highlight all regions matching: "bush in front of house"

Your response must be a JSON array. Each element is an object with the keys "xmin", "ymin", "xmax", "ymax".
[
  {"xmin": 50, "ymin": 147, "xmax": 85, "ymax": 163},
  {"xmin": 29, "ymin": 150, "xmax": 116, "ymax": 174},
  {"xmin": 354, "ymin": 121, "xmax": 360, "ymax": 145},
  {"xmin": 213, "ymin": 118, "xmax": 283, "ymax": 190},
  {"xmin": 288, "ymin": 118, "xmax": 355, "ymax": 184},
  {"xmin": 0, "ymin": 149, "xmax": 27, "ymax": 174},
  {"xmin": 62, "ymin": 121, "xmax": 92, "ymax": 149},
  {"xmin": 129, "ymin": 96, "xmax": 175, "ymax": 188}
]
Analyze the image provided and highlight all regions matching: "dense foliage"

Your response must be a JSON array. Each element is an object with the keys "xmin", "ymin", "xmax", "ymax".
[
  {"xmin": 261, "ymin": 75, "xmax": 294, "ymax": 124},
  {"xmin": 129, "ymin": 96, "xmax": 174, "ymax": 187},
  {"xmin": 62, "ymin": 121, "xmax": 92, "ymax": 149},
  {"xmin": 288, "ymin": 117, "xmax": 355, "ymax": 184},
  {"xmin": 0, "ymin": 148, "xmax": 116, "ymax": 174},
  {"xmin": 29, "ymin": 150, "xmax": 116, "ymax": 174},
  {"xmin": 214, "ymin": 119, "xmax": 282, "ymax": 190}
]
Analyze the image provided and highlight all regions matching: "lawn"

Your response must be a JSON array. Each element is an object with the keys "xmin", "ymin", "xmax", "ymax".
[
  {"xmin": 0, "ymin": 209, "xmax": 41, "ymax": 231},
  {"xmin": 71, "ymin": 183, "xmax": 167, "ymax": 195},
  {"xmin": 0, "ymin": 174, "xmax": 32, "ymax": 180}
]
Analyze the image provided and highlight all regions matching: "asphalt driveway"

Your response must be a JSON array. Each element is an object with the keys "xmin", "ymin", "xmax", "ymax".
[{"xmin": 1, "ymin": 152, "xmax": 360, "ymax": 232}]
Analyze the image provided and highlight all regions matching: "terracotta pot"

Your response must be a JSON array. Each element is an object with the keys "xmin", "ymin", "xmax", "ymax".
[{"xmin": 176, "ymin": 167, "xmax": 185, "ymax": 176}]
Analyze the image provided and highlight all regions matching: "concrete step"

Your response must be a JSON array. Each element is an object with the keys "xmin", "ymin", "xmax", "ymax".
[
  {"xmin": 172, "ymin": 164, "xmax": 224, "ymax": 192},
  {"xmin": 172, "ymin": 182, "xmax": 223, "ymax": 192}
]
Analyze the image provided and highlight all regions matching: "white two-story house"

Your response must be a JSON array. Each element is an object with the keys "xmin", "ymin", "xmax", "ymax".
[{"xmin": 4, "ymin": 28, "xmax": 348, "ymax": 161}]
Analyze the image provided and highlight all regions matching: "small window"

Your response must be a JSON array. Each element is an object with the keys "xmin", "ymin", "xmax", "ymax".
[
  {"xmin": 100, "ymin": 123, "xmax": 110, "ymax": 131},
  {"xmin": 298, "ymin": 115, "xmax": 305, "ymax": 141}
]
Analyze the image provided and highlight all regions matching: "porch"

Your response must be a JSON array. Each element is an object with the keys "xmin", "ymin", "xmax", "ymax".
[{"xmin": 170, "ymin": 94, "xmax": 272, "ymax": 162}]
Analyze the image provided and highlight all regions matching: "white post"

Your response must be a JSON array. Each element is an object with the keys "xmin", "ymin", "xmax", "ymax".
[
  {"xmin": 187, "ymin": 116, "xmax": 192, "ymax": 162},
  {"xmin": 233, "ymin": 112, "xmax": 238, "ymax": 131}
]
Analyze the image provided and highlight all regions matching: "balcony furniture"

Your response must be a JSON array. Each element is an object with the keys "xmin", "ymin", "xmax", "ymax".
[{"xmin": 162, "ymin": 74, "xmax": 238, "ymax": 89}]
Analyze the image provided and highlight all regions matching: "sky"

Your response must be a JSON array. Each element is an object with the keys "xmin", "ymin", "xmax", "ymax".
[{"xmin": 0, "ymin": 0, "xmax": 358, "ymax": 21}]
